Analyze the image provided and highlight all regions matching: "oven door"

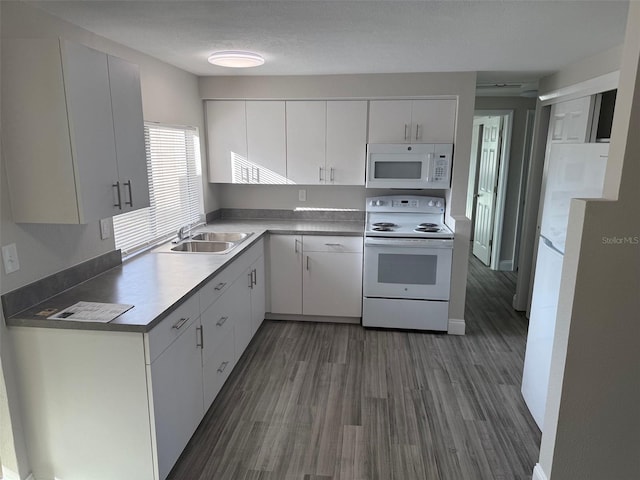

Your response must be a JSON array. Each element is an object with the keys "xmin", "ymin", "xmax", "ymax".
[{"xmin": 363, "ymin": 237, "xmax": 453, "ymax": 300}]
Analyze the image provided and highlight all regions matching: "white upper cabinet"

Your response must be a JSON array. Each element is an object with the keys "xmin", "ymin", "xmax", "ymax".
[
  {"xmin": 246, "ymin": 101, "xmax": 287, "ymax": 184},
  {"xmin": 368, "ymin": 99, "xmax": 456, "ymax": 144},
  {"xmin": 286, "ymin": 101, "xmax": 327, "ymax": 185},
  {"xmin": 206, "ymin": 101, "xmax": 248, "ymax": 183},
  {"xmin": 1, "ymin": 38, "xmax": 149, "ymax": 224},
  {"xmin": 286, "ymin": 100, "xmax": 367, "ymax": 185},
  {"xmin": 326, "ymin": 101, "xmax": 368, "ymax": 185},
  {"xmin": 549, "ymin": 96, "xmax": 595, "ymax": 143}
]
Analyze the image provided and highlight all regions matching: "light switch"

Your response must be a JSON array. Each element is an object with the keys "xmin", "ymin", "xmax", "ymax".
[
  {"xmin": 2, "ymin": 243, "xmax": 20, "ymax": 274},
  {"xmin": 100, "ymin": 218, "xmax": 111, "ymax": 240},
  {"xmin": 298, "ymin": 189, "xmax": 307, "ymax": 202}
]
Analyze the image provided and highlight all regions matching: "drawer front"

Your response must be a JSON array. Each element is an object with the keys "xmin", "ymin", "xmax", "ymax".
[
  {"xmin": 146, "ymin": 294, "xmax": 200, "ymax": 364},
  {"xmin": 303, "ymin": 235, "xmax": 363, "ymax": 253},
  {"xmin": 203, "ymin": 327, "xmax": 236, "ymax": 408},
  {"xmin": 201, "ymin": 286, "xmax": 236, "ymax": 364},
  {"xmin": 199, "ymin": 268, "xmax": 236, "ymax": 314}
]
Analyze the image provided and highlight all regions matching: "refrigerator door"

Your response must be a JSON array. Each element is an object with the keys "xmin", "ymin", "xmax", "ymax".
[
  {"xmin": 540, "ymin": 143, "xmax": 609, "ymax": 254},
  {"xmin": 522, "ymin": 237, "xmax": 564, "ymax": 430}
]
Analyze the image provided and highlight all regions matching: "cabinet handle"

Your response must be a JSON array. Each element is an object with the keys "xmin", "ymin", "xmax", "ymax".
[
  {"xmin": 404, "ymin": 124, "xmax": 409, "ymax": 141},
  {"xmin": 216, "ymin": 316, "xmax": 228, "ymax": 327},
  {"xmin": 214, "ymin": 282, "xmax": 227, "ymax": 291},
  {"xmin": 113, "ymin": 181, "xmax": 122, "ymax": 209},
  {"xmin": 319, "ymin": 166, "xmax": 324, "ymax": 182},
  {"xmin": 294, "ymin": 238, "xmax": 300, "ymax": 253},
  {"xmin": 196, "ymin": 325, "xmax": 204, "ymax": 349},
  {"xmin": 306, "ymin": 255, "xmax": 310, "ymax": 271},
  {"xmin": 252, "ymin": 268, "xmax": 257, "ymax": 286},
  {"xmin": 416, "ymin": 124, "xmax": 420, "ymax": 140},
  {"xmin": 172, "ymin": 317, "xmax": 189, "ymax": 330},
  {"xmin": 241, "ymin": 167, "xmax": 249, "ymax": 183},
  {"xmin": 324, "ymin": 243, "xmax": 342, "ymax": 247},
  {"xmin": 255, "ymin": 168, "xmax": 260, "ymax": 183},
  {"xmin": 248, "ymin": 271, "xmax": 253, "ymax": 288},
  {"xmin": 124, "ymin": 180, "xmax": 133, "ymax": 207},
  {"xmin": 330, "ymin": 167, "xmax": 335, "ymax": 182},
  {"xmin": 217, "ymin": 361, "xmax": 229, "ymax": 373}
]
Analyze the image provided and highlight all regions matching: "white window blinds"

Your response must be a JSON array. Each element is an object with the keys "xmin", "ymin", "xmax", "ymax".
[{"xmin": 114, "ymin": 123, "xmax": 204, "ymax": 256}]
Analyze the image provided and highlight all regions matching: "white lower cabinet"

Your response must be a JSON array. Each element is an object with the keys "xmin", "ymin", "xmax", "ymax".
[
  {"xmin": 250, "ymin": 255, "xmax": 266, "ymax": 335},
  {"xmin": 269, "ymin": 234, "xmax": 363, "ymax": 318}
]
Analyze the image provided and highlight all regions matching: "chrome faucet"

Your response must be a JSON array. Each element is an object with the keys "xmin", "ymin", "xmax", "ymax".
[{"xmin": 174, "ymin": 225, "xmax": 190, "ymax": 243}]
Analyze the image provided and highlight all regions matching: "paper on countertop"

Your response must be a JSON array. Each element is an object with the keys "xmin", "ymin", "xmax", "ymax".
[{"xmin": 47, "ymin": 301, "xmax": 134, "ymax": 323}]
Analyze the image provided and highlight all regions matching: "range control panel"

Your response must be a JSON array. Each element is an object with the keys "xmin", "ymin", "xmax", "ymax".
[{"xmin": 366, "ymin": 195, "xmax": 445, "ymax": 214}]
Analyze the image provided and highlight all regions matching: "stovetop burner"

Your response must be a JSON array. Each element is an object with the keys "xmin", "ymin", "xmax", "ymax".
[
  {"xmin": 414, "ymin": 226, "xmax": 441, "ymax": 233},
  {"xmin": 418, "ymin": 223, "xmax": 439, "ymax": 228},
  {"xmin": 373, "ymin": 222, "xmax": 397, "ymax": 228},
  {"xmin": 372, "ymin": 226, "xmax": 395, "ymax": 232}
]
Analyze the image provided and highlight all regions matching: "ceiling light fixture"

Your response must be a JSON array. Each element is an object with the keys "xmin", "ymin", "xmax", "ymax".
[{"xmin": 207, "ymin": 50, "xmax": 265, "ymax": 68}]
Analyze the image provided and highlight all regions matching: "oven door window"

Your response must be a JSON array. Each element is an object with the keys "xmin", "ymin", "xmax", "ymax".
[
  {"xmin": 374, "ymin": 161, "xmax": 422, "ymax": 179},
  {"xmin": 378, "ymin": 253, "xmax": 437, "ymax": 285}
]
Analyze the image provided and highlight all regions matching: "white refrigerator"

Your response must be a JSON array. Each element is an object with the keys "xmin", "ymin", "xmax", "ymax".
[{"xmin": 521, "ymin": 142, "xmax": 609, "ymax": 430}]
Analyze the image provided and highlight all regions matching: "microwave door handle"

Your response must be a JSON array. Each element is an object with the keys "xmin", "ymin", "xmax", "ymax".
[{"xmin": 426, "ymin": 153, "xmax": 434, "ymax": 182}]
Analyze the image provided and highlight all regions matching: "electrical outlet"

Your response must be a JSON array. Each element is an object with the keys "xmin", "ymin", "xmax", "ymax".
[
  {"xmin": 100, "ymin": 218, "xmax": 111, "ymax": 240},
  {"xmin": 298, "ymin": 189, "xmax": 307, "ymax": 202},
  {"xmin": 2, "ymin": 243, "xmax": 20, "ymax": 274}
]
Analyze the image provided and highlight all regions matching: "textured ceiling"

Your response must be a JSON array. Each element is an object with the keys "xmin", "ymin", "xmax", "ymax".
[{"xmin": 30, "ymin": 1, "xmax": 629, "ymax": 83}]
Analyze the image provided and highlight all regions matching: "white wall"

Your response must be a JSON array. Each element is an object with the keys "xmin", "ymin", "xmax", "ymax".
[
  {"xmin": 199, "ymin": 72, "xmax": 477, "ymax": 329},
  {"xmin": 0, "ymin": 3, "xmax": 211, "ymax": 478},
  {"xmin": 536, "ymin": 4, "xmax": 640, "ymax": 478}
]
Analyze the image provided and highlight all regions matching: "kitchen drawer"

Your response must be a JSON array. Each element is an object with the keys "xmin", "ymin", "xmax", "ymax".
[
  {"xmin": 145, "ymin": 294, "xmax": 199, "ymax": 364},
  {"xmin": 303, "ymin": 235, "xmax": 363, "ymax": 253},
  {"xmin": 202, "ymin": 327, "xmax": 236, "ymax": 408},
  {"xmin": 199, "ymin": 269, "xmax": 236, "ymax": 313}
]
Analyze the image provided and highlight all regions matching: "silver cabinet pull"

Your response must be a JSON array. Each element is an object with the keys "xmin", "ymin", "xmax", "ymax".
[
  {"xmin": 415, "ymin": 124, "xmax": 420, "ymax": 140},
  {"xmin": 324, "ymin": 243, "xmax": 342, "ymax": 247},
  {"xmin": 113, "ymin": 181, "xmax": 122, "ymax": 209},
  {"xmin": 196, "ymin": 325, "xmax": 204, "ymax": 348},
  {"xmin": 217, "ymin": 361, "xmax": 229, "ymax": 374},
  {"xmin": 216, "ymin": 316, "xmax": 228, "ymax": 327},
  {"xmin": 124, "ymin": 180, "xmax": 133, "ymax": 207},
  {"xmin": 214, "ymin": 282, "xmax": 227, "ymax": 291},
  {"xmin": 294, "ymin": 238, "xmax": 300, "ymax": 253},
  {"xmin": 241, "ymin": 166, "xmax": 249, "ymax": 183},
  {"xmin": 306, "ymin": 255, "xmax": 310, "ymax": 271},
  {"xmin": 404, "ymin": 124, "xmax": 409, "ymax": 140},
  {"xmin": 319, "ymin": 166, "xmax": 324, "ymax": 182},
  {"xmin": 256, "ymin": 168, "xmax": 260, "ymax": 183},
  {"xmin": 330, "ymin": 167, "xmax": 335, "ymax": 182},
  {"xmin": 252, "ymin": 268, "xmax": 257, "ymax": 286},
  {"xmin": 172, "ymin": 317, "xmax": 189, "ymax": 329},
  {"xmin": 248, "ymin": 271, "xmax": 253, "ymax": 288}
]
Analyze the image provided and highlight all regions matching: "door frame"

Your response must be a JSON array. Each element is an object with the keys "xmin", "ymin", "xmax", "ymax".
[{"xmin": 468, "ymin": 110, "xmax": 514, "ymax": 270}]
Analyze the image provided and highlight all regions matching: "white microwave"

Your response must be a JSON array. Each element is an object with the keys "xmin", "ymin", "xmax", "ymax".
[{"xmin": 365, "ymin": 143, "xmax": 453, "ymax": 189}]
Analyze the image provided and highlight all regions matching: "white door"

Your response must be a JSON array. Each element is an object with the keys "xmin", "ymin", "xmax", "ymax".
[
  {"xmin": 326, "ymin": 101, "xmax": 368, "ymax": 185},
  {"xmin": 246, "ymin": 101, "xmax": 287, "ymax": 183},
  {"xmin": 549, "ymin": 96, "xmax": 595, "ymax": 143},
  {"xmin": 411, "ymin": 99, "xmax": 456, "ymax": 143},
  {"xmin": 472, "ymin": 116, "xmax": 502, "ymax": 266},
  {"xmin": 206, "ymin": 101, "xmax": 248, "ymax": 183},
  {"xmin": 269, "ymin": 235, "xmax": 303, "ymax": 314},
  {"xmin": 286, "ymin": 101, "xmax": 326, "ymax": 184},
  {"xmin": 61, "ymin": 40, "xmax": 120, "ymax": 222},
  {"xmin": 368, "ymin": 100, "xmax": 413, "ymax": 143},
  {"xmin": 233, "ymin": 271, "xmax": 254, "ymax": 359},
  {"xmin": 107, "ymin": 54, "xmax": 150, "ymax": 212},
  {"xmin": 250, "ymin": 255, "xmax": 266, "ymax": 335}
]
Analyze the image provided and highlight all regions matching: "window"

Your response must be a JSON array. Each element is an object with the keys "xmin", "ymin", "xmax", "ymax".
[{"xmin": 114, "ymin": 123, "xmax": 204, "ymax": 256}]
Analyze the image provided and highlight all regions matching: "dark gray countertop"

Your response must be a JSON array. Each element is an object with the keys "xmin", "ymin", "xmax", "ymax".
[{"xmin": 6, "ymin": 220, "xmax": 363, "ymax": 333}]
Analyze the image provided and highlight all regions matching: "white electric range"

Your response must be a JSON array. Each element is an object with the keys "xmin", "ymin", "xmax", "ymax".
[{"xmin": 362, "ymin": 195, "xmax": 454, "ymax": 331}]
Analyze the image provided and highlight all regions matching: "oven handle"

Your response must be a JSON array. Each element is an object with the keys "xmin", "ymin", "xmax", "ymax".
[{"xmin": 365, "ymin": 237, "xmax": 454, "ymax": 249}]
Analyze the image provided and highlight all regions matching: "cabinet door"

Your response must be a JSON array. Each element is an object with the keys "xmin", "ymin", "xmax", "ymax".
[
  {"xmin": 107, "ymin": 54, "xmax": 150, "ymax": 212},
  {"xmin": 150, "ymin": 320, "xmax": 204, "ymax": 480},
  {"xmin": 246, "ymin": 101, "xmax": 287, "ymax": 183},
  {"xmin": 411, "ymin": 99, "xmax": 456, "ymax": 143},
  {"xmin": 206, "ymin": 101, "xmax": 248, "ymax": 183},
  {"xmin": 326, "ymin": 101, "xmax": 367, "ymax": 185},
  {"xmin": 286, "ymin": 101, "xmax": 327, "ymax": 184},
  {"xmin": 368, "ymin": 100, "xmax": 412, "ymax": 143},
  {"xmin": 303, "ymin": 251, "xmax": 363, "ymax": 317},
  {"xmin": 234, "ymin": 269, "xmax": 254, "ymax": 357},
  {"xmin": 549, "ymin": 96, "xmax": 595, "ymax": 143},
  {"xmin": 250, "ymin": 255, "xmax": 266, "ymax": 335},
  {"xmin": 269, "ymin": 235, "xmax": 303, "ymax": 314},
  {"xmin": 61, "ymin": 40, "xmax": 120, "ymax": 223}
]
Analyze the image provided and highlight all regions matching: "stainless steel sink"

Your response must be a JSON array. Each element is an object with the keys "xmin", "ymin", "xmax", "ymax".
[
  {"xmin": 191, "ymin": 232, "xmax": 250, "ymax": 242},
  {"xmin": 170, "ymin": 241, "xmax": 234, "ymax": 253}
]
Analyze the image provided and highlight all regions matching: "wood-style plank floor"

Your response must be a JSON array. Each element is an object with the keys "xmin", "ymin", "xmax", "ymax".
[{"xmin": 168, "ymin": 255, "xmax": 541, "ymax": 480}]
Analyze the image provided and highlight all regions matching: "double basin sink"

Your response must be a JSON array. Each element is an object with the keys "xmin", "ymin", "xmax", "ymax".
[{"xmin": 164, "ymin": 232, "xmax": 253, "ymax": 254}]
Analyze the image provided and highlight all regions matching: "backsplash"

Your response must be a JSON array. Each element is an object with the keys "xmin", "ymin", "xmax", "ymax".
[{"xmin": 208, "ymin": 208, "xmax": 365, "ymax": 223}]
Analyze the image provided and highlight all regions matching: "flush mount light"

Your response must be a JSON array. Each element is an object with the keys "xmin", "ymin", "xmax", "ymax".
[{"xmin": 207, "ymin": 50, "xmax": 265, "ymax": 68}]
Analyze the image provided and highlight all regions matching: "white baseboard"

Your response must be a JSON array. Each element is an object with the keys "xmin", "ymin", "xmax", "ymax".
[
  {"xmin": 498, "ymin": 259, "xmax": 514, "ymax": 271},
  {"xmin": 532, "ymin": 463, "xmax": 549, "ymax": 480},
  {"xmin": 264, "ymin": 313, "xmax": 361, "ymax": 324},
  {"xmin": 448, "ymin": 318, "xmax": 466, "ymax": 335}
]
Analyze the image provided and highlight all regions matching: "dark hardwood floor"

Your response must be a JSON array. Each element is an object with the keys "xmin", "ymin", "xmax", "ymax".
[{"xmin": 168, "ymin": 255, "xmax": 540, "ymax": 480}]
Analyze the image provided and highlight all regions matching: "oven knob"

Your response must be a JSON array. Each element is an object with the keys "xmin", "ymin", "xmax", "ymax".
[
  {"xmin": 428, "ymin": 200, "xmax": 435, "ymax": 207},
  {"xmin": 436, "ymin": 201, "xmax": 442, "ymax": 208}
]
